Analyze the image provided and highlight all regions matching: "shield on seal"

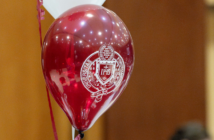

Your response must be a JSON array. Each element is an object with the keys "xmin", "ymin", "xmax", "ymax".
[{"xmin": 94, "ymin": 60, "xmax": 116, "ymax": 85}]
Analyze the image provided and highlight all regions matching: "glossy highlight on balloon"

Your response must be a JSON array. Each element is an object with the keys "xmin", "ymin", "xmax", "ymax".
[{"xmin": 42, "ymin": 4, "xmax": 134, "ymax": 131}]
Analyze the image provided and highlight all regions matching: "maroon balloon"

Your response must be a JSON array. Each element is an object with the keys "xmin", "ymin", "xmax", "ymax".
[{"xmin": 42, "ymin": 4, "xmax": 134, "ymax": 131}]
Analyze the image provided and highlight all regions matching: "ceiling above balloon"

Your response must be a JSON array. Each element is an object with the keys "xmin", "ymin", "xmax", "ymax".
[{"xmin": 43, "ymin": 0, "xmax": 106, "ymax": 19}]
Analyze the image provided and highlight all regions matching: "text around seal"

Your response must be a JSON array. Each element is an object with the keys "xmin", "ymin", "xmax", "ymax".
[{"xmin": 80, "ymin": 45, "xmax": 125, "ymax": 102}]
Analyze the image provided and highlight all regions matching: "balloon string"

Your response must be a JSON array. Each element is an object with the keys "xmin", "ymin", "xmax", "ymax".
[
  {"xmin": 36, "ymin": 1, "xmax": 59, "ymax": 140},
  {"xmin": 46, "ymin": 86, "xmax": 59, "ymax": 140}
]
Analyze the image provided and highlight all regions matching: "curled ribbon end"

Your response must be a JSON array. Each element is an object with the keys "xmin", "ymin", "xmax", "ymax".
[{"xmin": 37, "ymin": 0, "xmax": 45, "ymax": 20}]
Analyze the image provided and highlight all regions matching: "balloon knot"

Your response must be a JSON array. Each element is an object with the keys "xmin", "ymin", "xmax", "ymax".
[{"xmin": 78, "ymin": 131, "xmax": 84, "ymax": 139}]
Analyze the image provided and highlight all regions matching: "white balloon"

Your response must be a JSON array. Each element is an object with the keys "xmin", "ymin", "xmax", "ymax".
[{"xmin": 43, "ymin": 0, "xmax": 106, "ymax": 19}]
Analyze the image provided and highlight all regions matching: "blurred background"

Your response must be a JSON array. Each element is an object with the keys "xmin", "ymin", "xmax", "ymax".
[{"xmin": 0, "ymin": 0, "xmax": 213, "ymax": 140}]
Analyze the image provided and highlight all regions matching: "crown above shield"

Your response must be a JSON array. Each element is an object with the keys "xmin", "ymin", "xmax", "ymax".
[{"xmin": 99, "ymin": 45, "xmax": 115, "ymax": 61}]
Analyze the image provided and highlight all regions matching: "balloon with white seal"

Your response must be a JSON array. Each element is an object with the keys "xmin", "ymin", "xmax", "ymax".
[
  {"xmin": 43, "ymin": 0, "xmax": 106, "ymax": 19},
  {"xmin": 41, "ymin": 4, "xmax": 134, "ymax": 132}
]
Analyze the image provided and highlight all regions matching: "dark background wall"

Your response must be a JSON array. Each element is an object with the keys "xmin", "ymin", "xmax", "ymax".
[{"xmin": 104, "ymin": 1, "xmax": 206, "ymax": 140}]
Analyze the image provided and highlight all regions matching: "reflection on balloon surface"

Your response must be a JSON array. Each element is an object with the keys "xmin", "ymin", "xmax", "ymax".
[{"xmin": 42, "ymin": 4, "xmax": 134, "ymax": 131}]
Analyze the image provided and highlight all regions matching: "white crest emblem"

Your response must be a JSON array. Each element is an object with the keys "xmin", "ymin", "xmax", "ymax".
[{"xmin": 80, "ymin": 45, "xmax": 125, "ymax": 102}]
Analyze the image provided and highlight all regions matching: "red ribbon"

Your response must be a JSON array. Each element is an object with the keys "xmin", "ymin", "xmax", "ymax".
[
  {"xmin": 36, "ymin": 1, "xmax": 81, "ymax": 140},
  {"xmin": 36, "ymin": 1, "xmax": 59, "ymax": 140},
  {"xmin": 46, "ymin": 86, "xmax": 59, "ymax": 140}
]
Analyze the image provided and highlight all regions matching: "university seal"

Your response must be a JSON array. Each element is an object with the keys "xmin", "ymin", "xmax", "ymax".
[{"xmin": 80, "ymin": 45, "xmax": 125, "ymax": 102}]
